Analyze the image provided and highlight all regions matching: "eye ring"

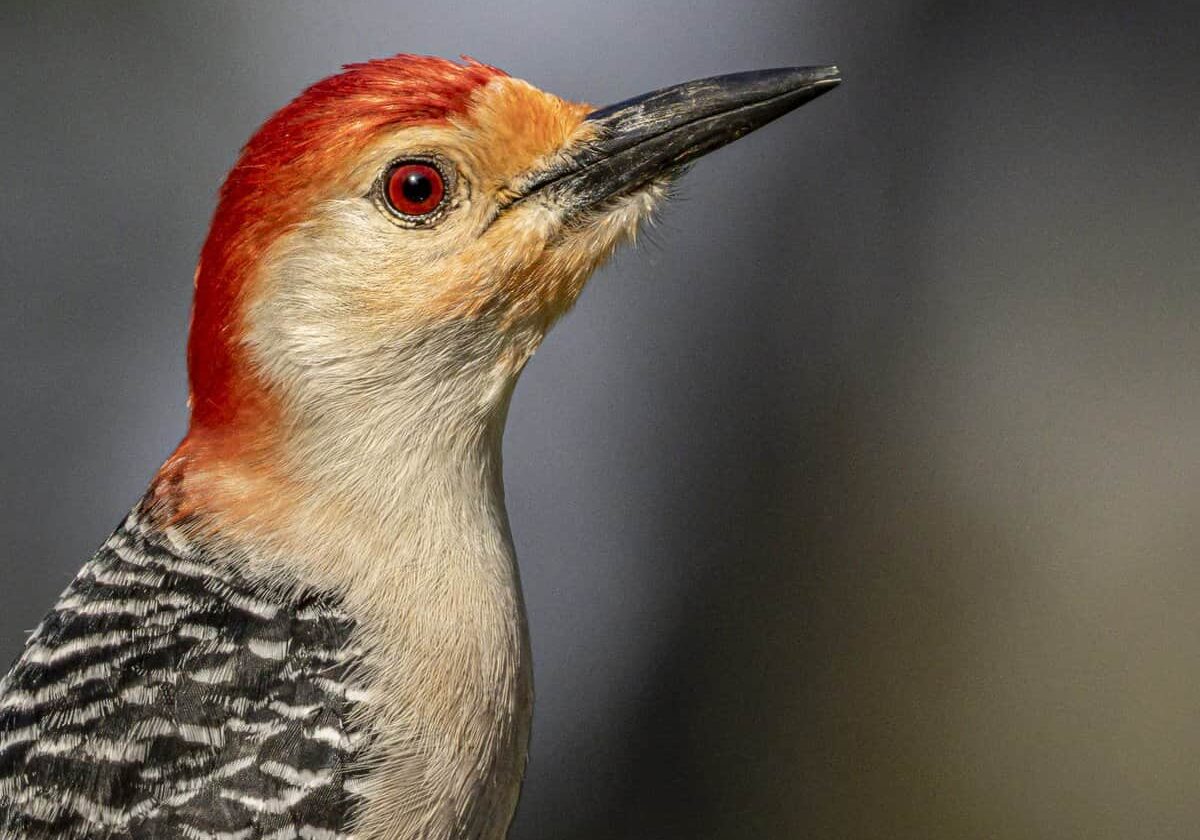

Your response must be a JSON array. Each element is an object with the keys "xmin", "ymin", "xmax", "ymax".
[{"xmin": 376, "ymin": 156, "xmax": 456, "ymax": 227}]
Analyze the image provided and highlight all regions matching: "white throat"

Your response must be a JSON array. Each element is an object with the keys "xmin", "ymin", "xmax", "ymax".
[
  {"xmin": 203, "ymin": 339, "xmax": 537, "ymax": 840},
  {"xmin": 278, "ymin": 380, "xmax": 534, "ymax": 840}
]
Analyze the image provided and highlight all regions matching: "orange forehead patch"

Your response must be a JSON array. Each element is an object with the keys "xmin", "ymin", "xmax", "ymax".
[{"xmin": 454, "ymin": 77, "xmax": 595, "ymax": 199}]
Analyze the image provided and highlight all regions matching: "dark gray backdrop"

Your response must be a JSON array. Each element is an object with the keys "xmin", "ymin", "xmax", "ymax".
[{"xmin": 3, "ymin": 2, "xmax": 1199, "ymax": 838}]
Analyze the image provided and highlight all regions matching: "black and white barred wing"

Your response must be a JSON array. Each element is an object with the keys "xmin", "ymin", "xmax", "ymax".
[{"xmin": 0, "ymin": 510, "xmax": 368, "ymax": 839}]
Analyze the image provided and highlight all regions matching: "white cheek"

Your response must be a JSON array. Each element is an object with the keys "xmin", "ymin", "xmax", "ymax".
[
  {"xmin": 242, "ymin": 199, "xmax": 526, "ymax": 432},
  {"xmin": 246, "ymin": 200, "xmax": 463, "ymax": 371},
  {"xmin": 247, "ymin": 203, "xmax": 393, "ymax": 382}
]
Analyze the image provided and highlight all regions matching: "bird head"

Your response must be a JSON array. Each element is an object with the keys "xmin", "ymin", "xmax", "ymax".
[{"xmin": 163, "ymin": 55, "xmax": 838, "ymax": 525}]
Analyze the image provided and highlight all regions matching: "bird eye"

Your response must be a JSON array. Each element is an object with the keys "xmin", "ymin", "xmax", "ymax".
[{"xmin": 383, "ymin": 160, "xmax": 447, "ymax": 221}]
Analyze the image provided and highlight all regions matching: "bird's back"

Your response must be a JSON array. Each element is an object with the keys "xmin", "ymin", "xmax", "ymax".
[{"xmin": 0, "ymin": 498, "xmax": 367, "ymax": 839}]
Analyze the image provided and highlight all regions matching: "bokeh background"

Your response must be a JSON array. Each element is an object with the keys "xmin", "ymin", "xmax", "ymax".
[{"xmin": 3, "ymin": 2, "xmax": 1199, "ymax": 838}]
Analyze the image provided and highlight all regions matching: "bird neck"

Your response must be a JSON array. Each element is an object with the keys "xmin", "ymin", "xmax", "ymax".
[
  {"xmin": 171, "ymin": 396, "xmax": 512, "ymax": 569},
  {"xmin": 159, "ymin": 372, "xmax": 534, "ymax": 838}
]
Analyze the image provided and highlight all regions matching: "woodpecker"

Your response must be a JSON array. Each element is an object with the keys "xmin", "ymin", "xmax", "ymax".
[{"xmin": 0, "ymin": 55, "xmax": 838, "ymax": 839}]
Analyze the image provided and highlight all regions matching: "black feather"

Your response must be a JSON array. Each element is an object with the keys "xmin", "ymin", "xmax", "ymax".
[{"xmin": 0, "ymin": 500, "xmax": 366, "ymax": 839}]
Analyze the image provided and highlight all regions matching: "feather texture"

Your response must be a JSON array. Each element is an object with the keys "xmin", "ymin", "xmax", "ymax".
[{"xmin": 0, "ymin": 499, "xmax": 366, "ymax": 839}]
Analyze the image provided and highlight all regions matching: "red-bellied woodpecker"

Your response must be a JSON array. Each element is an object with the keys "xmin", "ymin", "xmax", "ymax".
[{"xmin": 0, "ymin": 55, "xmax": 839, "ymax": 839}]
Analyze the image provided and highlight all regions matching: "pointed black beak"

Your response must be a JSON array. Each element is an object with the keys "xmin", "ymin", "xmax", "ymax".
[{"xmin": 518, "ymin": 65, "xmax": 840, "ymax": 211}]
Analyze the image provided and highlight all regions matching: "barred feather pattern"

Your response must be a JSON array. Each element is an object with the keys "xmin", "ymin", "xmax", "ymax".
[{"xmin": 0, "ymin": 501, "xmax": 368, "ymax": 839}]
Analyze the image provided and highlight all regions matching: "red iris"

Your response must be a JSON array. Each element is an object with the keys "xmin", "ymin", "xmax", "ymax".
[{"xmin": 385, "ymin": 162, "xmax": 445, "ymax": 216}]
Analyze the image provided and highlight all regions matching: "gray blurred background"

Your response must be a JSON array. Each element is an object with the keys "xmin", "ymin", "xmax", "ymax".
[{"xmin": 2, "ymin": 1, "xmax": 1199, "ymax": 838}]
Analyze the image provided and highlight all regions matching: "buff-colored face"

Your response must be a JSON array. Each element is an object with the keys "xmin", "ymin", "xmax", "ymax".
[{"xmin": 245, "ymin": 76, "xmax": 668, "ymax": 406}]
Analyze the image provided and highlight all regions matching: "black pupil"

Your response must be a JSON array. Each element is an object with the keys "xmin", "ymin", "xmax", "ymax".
[{"xmin": 402, "ymin": 170, "xmax": 433, "ymax": 205}]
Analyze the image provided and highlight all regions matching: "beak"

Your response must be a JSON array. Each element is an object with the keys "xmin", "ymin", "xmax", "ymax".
[{"xmin": 519, "ymin": 65, "xmax": 840, "ymax": 211}]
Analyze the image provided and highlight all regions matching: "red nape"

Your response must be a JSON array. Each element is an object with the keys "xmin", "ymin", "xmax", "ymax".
[{"xmin": 186, "ymin": 55, "xmax": 507, "ymax": 431}]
